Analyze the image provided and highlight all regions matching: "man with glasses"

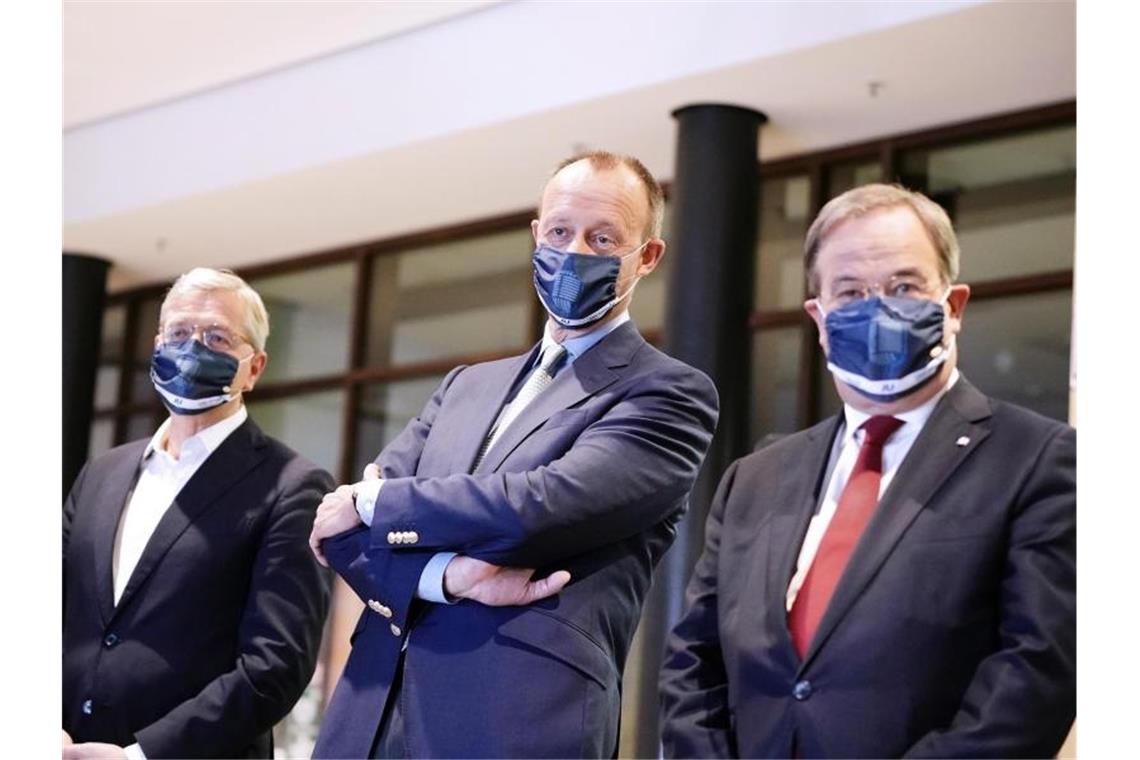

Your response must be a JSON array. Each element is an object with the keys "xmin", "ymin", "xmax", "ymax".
[
  {"xmin": 63, "ymin": 268, "xmax": 332, "ymax": 759},
  {"xmin": 309, "ymin": 151, "xmax": 719, "ymax": 758},
  {"xmin": 660, "ymin": 184, "xmax": 1076, "ymax": 758}
]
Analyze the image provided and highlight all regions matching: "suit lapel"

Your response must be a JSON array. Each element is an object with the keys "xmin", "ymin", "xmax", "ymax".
[
  {"xmin": 457, "ymin": 349, "xmax": 536, "ymax": 474},
  {"xmin": 111, "ymin": 419, "xmax": 269, "ymax": 617},
  {"xmin": 475, "ymin": 322, "xmax": 642, "ymax": 475},
  {"xmin": 765, "ymin": 417, "xmax": 841, "ymax": 658},
  {"xmin": 90, "ymin": 440, "xmax": 149, "ymax": 626},
  {"xmin": 799, "ymin": 379, "xmax": 993, "ymax": 669}
]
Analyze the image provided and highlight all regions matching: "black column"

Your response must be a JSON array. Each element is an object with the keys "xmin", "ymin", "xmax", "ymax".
[
  {"xmin": 63, "ymin": 252, "xmax": 110, "ymax": 495},
  {"xmin": 628, "ymin": 103, "xmax": 766, "ymax": 758}
]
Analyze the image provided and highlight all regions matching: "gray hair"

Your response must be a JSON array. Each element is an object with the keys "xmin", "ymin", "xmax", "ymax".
[
  {"xmin": 160, "ymin": 267, "xmax": 270, "ymax": 351},
  {"xmin": 803, "ymin": 183, "xmax": 960, "ymax": 295}
]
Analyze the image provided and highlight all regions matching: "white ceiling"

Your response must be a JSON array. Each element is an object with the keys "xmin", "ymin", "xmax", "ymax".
[
  {"xmin": 62, "ymin": 1, "xmax": 1076, "ymax": 292},
  {"xmin": 63, "ymin": 0, "xmax": 501, "ymax": 128}
]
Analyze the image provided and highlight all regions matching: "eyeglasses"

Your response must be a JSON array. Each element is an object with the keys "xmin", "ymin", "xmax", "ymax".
[
  {"xmin": 822, "ymin": 274, "xmax": 941, "ymax": 309},
  {"xmin": 160, "ymin": 322, "xmax": 249, "ymax": 353}
]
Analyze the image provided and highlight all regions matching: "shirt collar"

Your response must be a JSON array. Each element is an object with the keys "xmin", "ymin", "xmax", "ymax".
[
  {"xmin": 144, "ymin": 405, "xmax": 248, "ymax": 463},
  {"xmin": 541, "ymin": 310, "xmax": 630, "ymax": 364},
  {"xmin": 842, "ymin": 368, "xmax": 960, "ymax": 444}
]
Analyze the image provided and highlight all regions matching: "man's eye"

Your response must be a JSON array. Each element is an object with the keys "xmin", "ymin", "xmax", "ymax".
[{"xmin": 548, "ymin": 227, "xmax": 568, "ymax": 239}]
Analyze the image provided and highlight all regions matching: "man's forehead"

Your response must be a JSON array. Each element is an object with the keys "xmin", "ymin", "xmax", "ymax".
[{"xmin": 162, "ymin": 289, "xmax": 242, "ymax": 322}]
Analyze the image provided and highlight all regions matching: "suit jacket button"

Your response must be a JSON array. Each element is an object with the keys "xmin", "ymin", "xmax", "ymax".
[
  {"xmin": 793, "ymin": 680, "xmax": 813, "ymax": 701},
  {"xmin": 390, "ymin": 624, "xmax": 402, "ymax": 637},
  {"xmin": 103, "ymin": 633, "xmax": 119, "ymax": 648},
  {"xmin": 82, "ymin": 698, "xmax": 93, "ymax": 715},
  {"xmin": 407, "ymin": 531, "xmax": 419, "ymax": 544}
]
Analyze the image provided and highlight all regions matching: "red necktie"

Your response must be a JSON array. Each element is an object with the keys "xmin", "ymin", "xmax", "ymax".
[{"xmin": 788, "ymin": 415, "xmax": 904, "ymax": 659}]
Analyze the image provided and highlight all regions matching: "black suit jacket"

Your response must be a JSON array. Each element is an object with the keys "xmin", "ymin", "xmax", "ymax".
[
  {"xmin": 63, "ymin": 416, "xmax": 333, "ymax": 758},
  {"xmin": 660, "ymin": 378, "xmax": 1076, "ymax": 758}
]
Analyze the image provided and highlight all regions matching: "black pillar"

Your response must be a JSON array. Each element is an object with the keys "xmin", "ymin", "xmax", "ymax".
[
  {"xmin": 63, "ymin": 252, "xmax": 110, "ymax": 495},
  {"xmin": 628, "ymin": 104, "xmax": 766, "ymax": 758}
]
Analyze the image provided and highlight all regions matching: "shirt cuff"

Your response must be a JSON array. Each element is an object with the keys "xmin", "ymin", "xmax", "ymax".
[
  {"xmin": 124, "ymin": 743, "xmax": 147, "ymax": 760},
  {"xmin": 353, "ymin": 478, "xmax": 384, "ymax": 526},
  {"xmin": 417, "ymin": 552, "xmax": 459, "ymax": 604}
]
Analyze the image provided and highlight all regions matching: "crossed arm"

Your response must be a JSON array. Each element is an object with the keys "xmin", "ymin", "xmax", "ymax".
[{"xmin": 310, "ymin": 362, "xmax": 718, "ymax": 605}]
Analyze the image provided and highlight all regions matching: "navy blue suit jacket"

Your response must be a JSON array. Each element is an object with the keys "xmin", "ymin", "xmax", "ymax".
[
  {"xmin": 314, "ymin": 321, "xmax": 719, "ymax": 758},
  {"xmin": 62, "ymin": 418, "xmax": 333, "ymax": 758},
  {"xmin": 659, "ymin": 378, "xmax": 1076, "ymax": 758}
]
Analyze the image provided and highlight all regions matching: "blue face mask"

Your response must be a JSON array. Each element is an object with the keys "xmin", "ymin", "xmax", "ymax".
[
  {"xmin": 532, "ymin": 243, "xmax": 645, "ymax": 328},
  {"xmin": 150, "ymin": 339, "xmax": 247, "ymax": 415},
  {"xmin": 822, "ymin": 294, "xmax": 950, "ymax": 402}
]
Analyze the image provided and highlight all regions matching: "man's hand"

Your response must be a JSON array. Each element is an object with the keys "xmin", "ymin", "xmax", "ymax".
[
  {"xmin": 62, "ymin": 730, "xmax": 72, "ymax": 747},
  {"xmin": 308, "ymin": 484, "xmax": 363, "ymax": 567},
  {"xmin": 444, "ymin": 556, "xmax": 571, "ymax": 606},
  {"xmin": 62, "ymin": 743, "xmax": 126, "ymax": 760}
]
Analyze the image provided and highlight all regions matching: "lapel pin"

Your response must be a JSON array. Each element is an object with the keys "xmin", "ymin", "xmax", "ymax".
[{"xmin": 955, "ymin": 436, "xmax": 970, "ymax": 447}]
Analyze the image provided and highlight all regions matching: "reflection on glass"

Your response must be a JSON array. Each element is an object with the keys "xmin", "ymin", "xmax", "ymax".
[
  {"xmin": 353, "ymin": 376, "xmax": 445, "ymax": 477},
  {"xmin": 367, "ymin": 229, "xmax": 533, "ymax": 368},
  {"xmin": 829, "ymin": 159, "xmax": 882, "ymax": 199},
  {"xmin": 750, "ymin": 327, "xmax": 802, "ymax": 446},
  {"xmin": 252, "ymin": 263, "xmax": 355, "ymax": 383},
  {"xmin": 958, "ymin": 291, "xmax": 1071, "ymax": 422},
  {"xmin": 95, "ymin": 304, "xmax": 126, "ymax": 409},
  {"xmin": 248, "ymin": 390, "xmax": 345, "ymax": 476},
  {"xmin": 899, "ymin": 125, "xmax": 1076, "ymax": 281},
  {"xmin": 755, "ymin": 174, "xmax": 811, "ymax": 310}
]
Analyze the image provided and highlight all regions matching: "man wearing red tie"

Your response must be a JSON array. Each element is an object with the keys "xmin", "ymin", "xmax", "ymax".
[{"xmin": 659, "ymin": 184, "xmax": 1076, "ymax": 758}]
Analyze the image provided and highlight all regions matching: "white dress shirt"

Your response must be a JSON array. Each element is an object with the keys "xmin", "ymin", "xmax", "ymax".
[
  {"xmin": 353, "ymin": 311, "xmax": 632, "ymax": 603},
  {"xmin": 112, "ymin": 406, "xmax": 248, "ymax": 760},
  {"xmin": 785, "ymin": 371, "xmax": 959, "ymax": 612}
]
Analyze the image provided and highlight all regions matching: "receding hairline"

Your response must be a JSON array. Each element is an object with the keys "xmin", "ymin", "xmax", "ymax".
[{"xmin": 538, "ymin": 150, "xmax": 665, "ymax": 240}]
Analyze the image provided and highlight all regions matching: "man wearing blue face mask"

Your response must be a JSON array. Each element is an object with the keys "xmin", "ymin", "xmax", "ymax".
[
  {"xmin": 660, "ymin": 183, "xmax": 1076, "ymax": 758},
  {"xmin": 63, "ymin": 268, "xmax": 332, "ymax": 759},
  {"xmin": 309, "ymin": 151, "xmax": 719, "ymax": 758}
]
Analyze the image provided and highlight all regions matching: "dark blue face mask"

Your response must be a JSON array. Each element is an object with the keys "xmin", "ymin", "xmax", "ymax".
[
  {"xmin": 532, "ymin": 244, "xmax": 644, "ymax": 328},
  {"xmin": 150, "ymin": 339, "xmax": 246, "ymax": 415},
  {"xmin": 823, "ymin": 294, "xmax": 950, "ymax": 402}
]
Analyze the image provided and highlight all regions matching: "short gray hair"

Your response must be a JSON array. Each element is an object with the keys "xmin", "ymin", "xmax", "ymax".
[
  {"xmin": 803, "ymin": 183, "xmax": 960, "ymax": 295},
  {"xmin": 160, "ymin": 268, "xmax": 270, "ymax": 351}
]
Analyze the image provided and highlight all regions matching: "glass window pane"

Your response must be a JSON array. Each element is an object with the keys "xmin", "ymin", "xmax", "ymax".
[
  {"xmin": 899, "ymin": 125, "xmax": 1076, "ymax": 281},
  {"xmin": 828, "ymin": 159, "xmax": 882, "ymax": 198},
  {"xmin": 126, "ymin": 410, "xmax": 161, "ymax": 442},
  {"xmin": 353, "ymin": 376, "xmax": 446, "ymax": 477},
  {"xmin": 130, "ymin": 298, "xmax": 162, "ymax": 403},
  {"xmin": 367, "ymin": 230, "xmax": 533, "ymax": 368},
  {"xmin": 88, "ymin": 417, "xmax": 115, "ymax": 460},
  {"xmin": 629, "ymin": 202, "xmax": 673, "ymax": 332},
  {"xmin": 248, "ymin": 390, "xmax": 345, "ymax": 475},
  {"xmin": 251, "ymin": 263, "xmax": 355, "ymax": 383},
  {"xmin": 750, "ymin": 327, "xmax": 803, "ymax": 446},
  {"xmin": 755, "ymin": 174, "xmax": 811, "ymax": 310},
  {"xmin": 958, "ymin": 291, "xmax": 1071, "ymax": 423},
  {"xmin": 95, "ymin": 304, "xmax": 126, "ymax": 409}
]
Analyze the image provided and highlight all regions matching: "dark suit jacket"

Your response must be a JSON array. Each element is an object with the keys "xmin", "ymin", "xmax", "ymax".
[
  {"xmin": 314, "ymin": 321, "xmax": 719, "ymax": 759},
  {"xmin": 660, "ymin": 378, "xmax": 1076, "ymax": 759},
  {"xmin": 63, "ymin": 416, "xmax": 333, "ymax": 758}
]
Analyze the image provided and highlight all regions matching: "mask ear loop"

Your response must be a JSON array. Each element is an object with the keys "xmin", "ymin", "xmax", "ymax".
[
  {"xmin": 221, "ymin": 352, "xmax": 255, "ymax": 394},
  {"xmin": 611, "ymin": 239, "xmax": 652, "ymax": 305}
]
